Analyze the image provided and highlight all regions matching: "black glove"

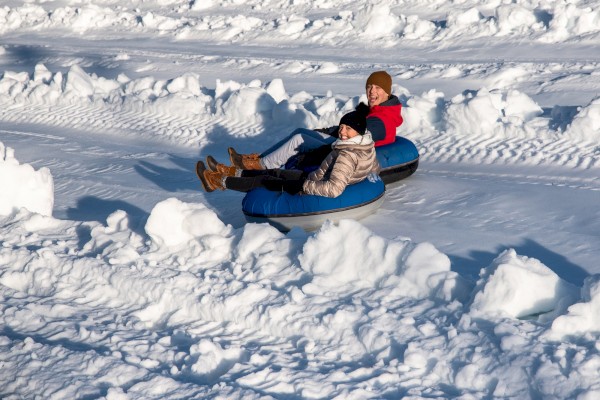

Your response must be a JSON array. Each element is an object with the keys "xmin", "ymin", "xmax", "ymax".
[
  {"xmin": 295, "ymin": 145, "xmax": 332, "ymax": 170},
  {"xmin": 282, "ymin": 180, "xmax": 304, "ymax": 195},
  {"xmin": 262, "ymin": 178, "xmax": 304, "ymax": 195}
]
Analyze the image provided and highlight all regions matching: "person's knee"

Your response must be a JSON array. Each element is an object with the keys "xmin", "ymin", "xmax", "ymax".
[{"xmin": 288, "ymin": 133, "xmax": 304, "ymax": 146}]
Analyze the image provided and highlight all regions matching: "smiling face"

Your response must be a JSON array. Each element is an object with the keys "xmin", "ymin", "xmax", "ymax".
[
  {"xmin": 338, "ymin": 124, "xmax": 360, "ymax": 140},
  {"xmin": 366, "ymin": 84, "xmax": 389, "ymax": 107}
]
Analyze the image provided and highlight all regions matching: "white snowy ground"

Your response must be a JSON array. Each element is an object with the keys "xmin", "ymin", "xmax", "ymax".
[{"xmin": 1, "ymin": 0, "xmax": 600, "ymax": 399}]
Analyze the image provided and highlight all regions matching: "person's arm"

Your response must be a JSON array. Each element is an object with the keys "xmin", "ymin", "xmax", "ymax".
[
  {"xmin": 366, "ymin": 116, "xmax": 386, "ymax": 142},
  {"xmin": 305, "ymin": 153, "xmax": 330, "ymax": 182},
  {"xmin": 302, "ymin": 150, "xmax": 356, "ymax": 198}
]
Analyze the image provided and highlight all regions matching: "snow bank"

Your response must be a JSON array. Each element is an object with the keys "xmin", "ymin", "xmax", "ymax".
[
  {"xmin": 469, "ymin": 249, "xmax": 579, "ymax": 319},
  {"xmin": 3, "ymin": 63, "xmax": 597, "ymax": 173},
  {"xmin": 0, "ymin": 142, "xmax": 53, "ymax": 217},
  {"xmin": 81, "ymin": 209, "xmax": 145, "ymax": 266},
  {"xmin": 0, "ymin": 64, "xmax": 319, "ymax": 131},
  {"xmin": 494, "ymin": 5, "xmax": 540, "ymax": 36},
  {"xmin": 356, "ymin": 3, "xmax": 402, "ymax": 40},
  {"xmin": 2, "ymin": 1, "xmax": 598, "ymax": 43},
  {"xmin": 1, "ymin": 64, "xmax": 589, "ymax": 146},
  {"xmin": 401, "ymin": 89, "xmax": 445, "ymax": 132},
  {"xmin": 1, "ymin": 194, "xmax": 599, "ymax": 398},
  {"xmin": 1, "ymin": 0, "xmax": 599, "ymax": 397}
]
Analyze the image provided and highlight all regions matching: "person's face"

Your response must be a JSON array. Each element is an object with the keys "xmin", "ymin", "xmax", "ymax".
[
  {"xmin": 339, "ymin": 124, "xmax": 360, "ymax": 140},
  {"xmin": 366, "ymin": 84, "xmax": 388, "ymax": 107}
]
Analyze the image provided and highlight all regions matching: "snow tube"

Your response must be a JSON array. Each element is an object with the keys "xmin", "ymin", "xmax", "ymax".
[
  {"xmin": 242, "ymin": 174, "xmax": 385, "ymax": 232},
  {"xmin": 377, "ymin": 136, "xmax": 419, "ymax": 185}
]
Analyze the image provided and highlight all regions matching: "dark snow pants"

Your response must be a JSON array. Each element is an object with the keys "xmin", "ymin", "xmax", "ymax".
[{"xmin": 224, "ymin": 169, "xmax": 306, "ymax": 194}]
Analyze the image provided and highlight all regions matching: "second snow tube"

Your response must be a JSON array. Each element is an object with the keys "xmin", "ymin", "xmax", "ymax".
[{"xmin": 376, "ymin": 136, "xmax": 420, "ymax": 185}]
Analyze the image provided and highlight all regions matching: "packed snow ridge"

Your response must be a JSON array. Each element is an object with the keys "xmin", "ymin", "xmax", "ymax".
[{"xmin": 1, "ymin": 1, "xmax": 599, "ymax": 44}]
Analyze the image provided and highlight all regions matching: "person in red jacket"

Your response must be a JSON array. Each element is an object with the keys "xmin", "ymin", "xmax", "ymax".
[
  {"xmin": 363, "ymin": 70, "xmax": 403, "ymax": 146},
  {"xmin": 213, "ymin": 71, "xmax": 403, "ymax": 171}
]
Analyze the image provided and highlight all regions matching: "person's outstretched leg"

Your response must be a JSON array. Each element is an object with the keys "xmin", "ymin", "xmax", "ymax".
[
  {"xmin": 228, "ymin": 128, "xmax": 335, "ymax": 170},
  {"xmin": 260, "ymin": 128, "xmax": 335, "ymax": 169}
]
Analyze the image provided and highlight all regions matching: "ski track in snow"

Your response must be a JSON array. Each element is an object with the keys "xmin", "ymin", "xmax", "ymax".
[{"xmin": 1, "ymin": 91, "xmax": 598, "ymax": 170}]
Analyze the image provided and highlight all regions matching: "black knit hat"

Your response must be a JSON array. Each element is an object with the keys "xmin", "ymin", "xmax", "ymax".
[{"xmin": 339, "ymin": 110, "xmax": 367, "ymax": 135}]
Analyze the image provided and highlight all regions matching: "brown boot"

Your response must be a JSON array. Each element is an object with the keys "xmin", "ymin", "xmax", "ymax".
[
  {"xmin": 228, "ymin": 147, "xmax": 263, "ymax": 170},
  {"xmin": 206, "ymin": 155, "xmax": 237, "ymax": 176},
  {"xmin": 196, "ymin": 161, "xmax": 225, "ymax": 192}
]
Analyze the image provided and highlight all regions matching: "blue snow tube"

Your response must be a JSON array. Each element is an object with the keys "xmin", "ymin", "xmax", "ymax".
[
  {"xmin": 376, "ymin": 136, "xmax": 419, "ymax": 184},
  {"xmin": 242, "ymin": 174, "xmax": 385, "ymax": 231}
]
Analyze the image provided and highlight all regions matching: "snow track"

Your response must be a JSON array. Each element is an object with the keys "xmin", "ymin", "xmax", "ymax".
[
  {"xmin": 1, "ymin": 73, "xmax": 598, "ymax": 170},
  {"xmin": 0, "ymin": 100, "xmax": 215, "ymax": 147},
  {"xmin": 418, "ymin": 132, "xmax": 599, "ymax": 170}
]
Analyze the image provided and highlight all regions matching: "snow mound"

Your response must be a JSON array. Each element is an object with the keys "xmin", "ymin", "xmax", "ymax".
[
  {"xmin": 81, "ymin": 210, "xmax": 145, "ymax": 266},
  {"xmin": 542, "ymin": 3, "xmax": 600, "ymax": 42},
  {"xmin": 0, "ymin": 141, "xmax": 54, "ymax": 217},
  {"xmin": 469, "ymin": 249, "xmax": 579, "ymax": 319},
  {"xmin": 357, "ymin": 3, "xmax": 401, "ymax": 40},
  {"xmin": 445, "ymin": 88, "xmax": 544, "ymax": 138},
  {"xmin": 546, "ymin": 275, "xmax": 600, "ymax": 340},
  {"xmin": 402, "ymin": 89, "xmax": 445, "ymax": 132},
  {"xmin": 299, "ymin": 219, "xmax": 461, "ymax": 300},
  {"xmin": 145, "ymin": 198, "xmax": 232, "ymax": 249},
  {"xmin": 565, "ymin": 97, "xmax": 600, "ymax": 142}
]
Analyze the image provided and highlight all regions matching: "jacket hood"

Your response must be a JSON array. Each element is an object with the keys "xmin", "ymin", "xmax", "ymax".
[{"xmin": 382, "ymin": 95, "xmax": 401, "ymax": 106}]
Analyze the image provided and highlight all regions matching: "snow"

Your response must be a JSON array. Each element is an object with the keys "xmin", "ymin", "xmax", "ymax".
[
  {"xmin": 0, "ymin": 0, "xmax": 599, "ymax": 398},
  {"xmin": 469, "ymin": 249, "xmax": 579, "ymax": 319},
  {"xmin": 567, "ymin": 97, "xmax": 600, "ymax": 142},
  {"xmin": 0, "ymin": 142, "xmax": 53, "ymax": 216}
]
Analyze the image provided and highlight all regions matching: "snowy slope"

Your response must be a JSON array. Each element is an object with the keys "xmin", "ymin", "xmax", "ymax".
[{"xmin": 1, "ymin": 0, "xmax": 600, "ymax": 398}]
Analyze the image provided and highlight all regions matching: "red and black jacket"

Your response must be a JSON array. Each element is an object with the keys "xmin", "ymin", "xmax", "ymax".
[{"xmin": 366, "ymin": 95, "xmax": 403, "ymax": 147}]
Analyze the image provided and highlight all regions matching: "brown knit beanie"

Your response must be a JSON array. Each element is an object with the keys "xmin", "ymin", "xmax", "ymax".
[{"xmin": 365, "ymin": 71, "xmax": 392, "ymax": 95}]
